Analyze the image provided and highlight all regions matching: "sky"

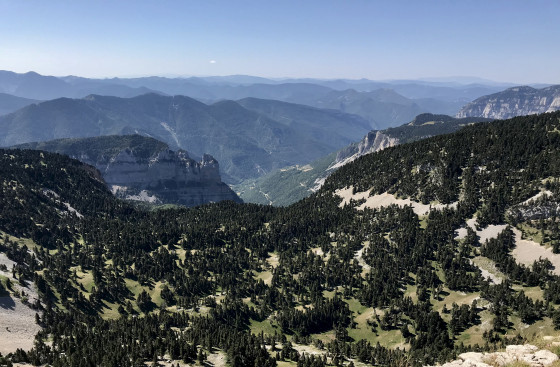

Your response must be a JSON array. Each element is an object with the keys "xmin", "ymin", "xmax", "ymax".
[{"xmin": 0, "ymin": 0, "xmax": 559, "ymax": 84}]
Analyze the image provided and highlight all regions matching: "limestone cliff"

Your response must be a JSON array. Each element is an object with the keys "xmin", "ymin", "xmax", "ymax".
[
  {"xmin": 329, "ymin": 130, "xmax": 398, "ymax": 171},
  {"xmin": 457, "ymin": 85, "xmax": 560, "ymax": 119},
  {"xmin": 13, "ymin": 135, "xmax": 242, "ymax": 207}
]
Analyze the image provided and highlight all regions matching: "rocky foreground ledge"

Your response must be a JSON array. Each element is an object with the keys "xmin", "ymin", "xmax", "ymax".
[{"xmin": 429, "ymin": 345, "xmax": 558, "ymax": 367}]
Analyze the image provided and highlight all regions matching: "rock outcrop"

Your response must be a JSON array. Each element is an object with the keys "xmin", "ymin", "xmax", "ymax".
[
  {"xmin": 13, "ymin": 135, "xmax": 242, "ymax": 207},
  {"xmin": 428, "ymin": 344, "xmax": 559, "ymax": 367},
  {"xmin": 329, "ymin": 131, "xmax": 398, "ymax": 170},
  {"xmin": 457, "ymin": 85, "xmax": 560, "ymax": 119},
  {"xmin": 87, "ymin": 149, "xmax": 241, "ymax": 207}
]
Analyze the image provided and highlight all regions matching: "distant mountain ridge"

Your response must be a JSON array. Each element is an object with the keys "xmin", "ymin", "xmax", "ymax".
[
  {"xmin": 0, "ymin": 93, "xmax": 372, "ymax": 183},
  {"xmin": 0, "ymin": 70, "xmax": 158, "ymax": 100},
  {"xmin": 0, "ymin": 93, "xmax": 39, "ymax": 115},
  {"xmin": 14, "ymin": 135, "xmax": 241, "ymax": 207},
  {"xmin": 457, "ymin": 85, "xmax": 560, "ymax": 119},
  {"xmin": 0, "ymin": 70, "xmax": 510, "ymax": 126}
]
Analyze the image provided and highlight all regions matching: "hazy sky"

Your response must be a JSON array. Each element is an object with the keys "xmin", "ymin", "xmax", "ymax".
[{"xmin": 1, "ymin": 0, "xmax": 558, "ymax": 83}]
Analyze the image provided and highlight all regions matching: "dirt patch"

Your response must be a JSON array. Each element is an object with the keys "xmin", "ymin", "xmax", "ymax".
[
  {"xmin": 455, "ymin": 217, "xmax": 507, "ymax": 243},
  {"xmin": 336, "ymin": 187, "xmax": 457, "ymax": 216},
  {"xmin": 0, "ymin": 296, "xmax": 41, "ymax": 355},
  {"xmin": 471, "ymin": 257, "xmax": 505, "ymax": 284},
  {"xmin": 0, "ymin": 252, "xmax": 42, "ymax": 355},
  {"xmin": 206, "ymin": 350, "xmax": 227, "ymax": 367},
  {"xmin": 354, "ymin": 243, "xmax": 371, "ymax": 274},
  {"xmin": 292, "ymin": 343, "xmax": 325, "ymax": 357},
  {"xmin": 512, "ymin": 228, "xmax": 560, "ymax": 275},
  {"xmin": 267, "ymin": 253, "xmax": 280, "ymax": 268}
]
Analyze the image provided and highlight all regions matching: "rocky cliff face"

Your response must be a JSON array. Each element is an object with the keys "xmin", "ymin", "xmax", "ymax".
[
  {"xmin": 307, "ymin": 131, "xmax": 399, "ymax": 192},
  {"xmin": 13, "ymin": 135, "xmax": 241, "ymax": 207},
  {"xmin": 457, "ymin": 85, "xmax": 560, "ymax": 119},
  {"xmin": 79, "ymin": 148, "xmax": 240, "ymax": 207},
  {"xmin": 329, "ymin": 131, "xmax": 398, "ymax": 170}
]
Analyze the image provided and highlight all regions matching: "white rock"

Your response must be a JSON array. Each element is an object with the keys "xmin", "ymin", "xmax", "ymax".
[{"xmin": 506, "ymin": 344, "xmax": 539, "ymax": 356}]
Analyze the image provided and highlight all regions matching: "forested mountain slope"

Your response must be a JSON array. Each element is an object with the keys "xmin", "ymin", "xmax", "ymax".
[{"xmin": 2, "ymin": 112, "xmax": 560, "ymax": 366}]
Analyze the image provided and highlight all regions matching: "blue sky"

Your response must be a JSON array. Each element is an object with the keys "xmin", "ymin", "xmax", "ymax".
[{"xmin": 1, "ymin": 0, "xmax": 558, "ymax": 83}]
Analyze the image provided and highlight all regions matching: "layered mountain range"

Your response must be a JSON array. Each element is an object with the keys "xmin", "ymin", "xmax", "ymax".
[
  {"xmin": 0, "ymin": 70, "xmax": 511, "ymax": 129},
  {"xmin": 0, "ymin": 93, "xmax": 372, "ymax": 183},
  {"xmin": 14, "ymin": 135, "xmax": 240, "ymax": 207},
  {"xmin": 457, "ymin": 85, "xmax": 560, "ymax": 119}
]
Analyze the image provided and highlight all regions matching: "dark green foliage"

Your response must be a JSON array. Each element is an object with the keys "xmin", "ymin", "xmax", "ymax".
[{"xmin": 2, "ymin": 112, "xmax": 560, "ymax": 366}]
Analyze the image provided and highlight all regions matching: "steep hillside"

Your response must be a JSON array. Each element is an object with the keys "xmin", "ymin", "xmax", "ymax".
[
  {"xmin": 237, "ymin": 97, "xmax": 373, "ymax": 142},
  {"xmin": 237, "ymin": 113, "xmax": 491, "ymax": 206},
  {"xmin": 3, "ymin": 112, "xmax": 560, "ymax": 366},
  {"xmin": 457, "ymin": 85, "xmax": 560, "ymax": 119},
  {"xmin": 0, "ymin": 93, "xmax": 371, "ymax": 183},
  {"xmin": 0, "ymin": 149, "xmax": 130, "ymax": 239},
  {"xmin": 14, "ymin": 135, "xmax": 241, "ymax": 207}
]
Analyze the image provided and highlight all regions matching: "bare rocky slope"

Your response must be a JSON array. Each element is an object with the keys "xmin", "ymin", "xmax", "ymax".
[{"xmin": 457, "ymin": 85, "xmax": 560, "ymax": 119}]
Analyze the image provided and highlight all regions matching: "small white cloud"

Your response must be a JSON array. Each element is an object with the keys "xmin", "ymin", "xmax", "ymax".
[{"xmin": 209, "ymin": 60, "xmax": 216, "ymax": 64}]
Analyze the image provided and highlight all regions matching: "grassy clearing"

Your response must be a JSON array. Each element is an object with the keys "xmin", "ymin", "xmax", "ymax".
[
  {"xmin": 506, "ymin": 316, "xmax": 557, "ymax": 340},
  {"xmin": 456, "ymin": 309, "xmax": 493, "ymax": 346},
  {"xmin": 432, "ymin": 289, "xmax": 480, "ymax": 320},
  {"xmin": 0, "ymin": 231, "xmax": 39, "ymax": 251},
  {"xmin": 100, "ymin": 300, "xmax": 122, "ymax": 320},
  {"xmin": 312, "ymin": 330, "xmax": 336, "ymax": 343},
  {"xmin": 512, "ymin": 285, "xmax": 544, "ymax": 301},
  {"xmin": 403, "ymin": 284, "xmax": 418, "ymax": 303},
  {"xmin": 517, "ymin": 222, "xmax": 545, "ymax": 245},
  {"xmin": 250, "ymin": 319, "xmax": 278, "ymax": 336},
  {"xmin": 277, "ymin": 361, "xmax": 297, "ymax": 367},
  {"xmin": 74, "ymin": 269, "xmax": 94, "ymax": 293},
  {"xmin": 323, "ymin": 289, "xmax": 341, "ymax": 300}
]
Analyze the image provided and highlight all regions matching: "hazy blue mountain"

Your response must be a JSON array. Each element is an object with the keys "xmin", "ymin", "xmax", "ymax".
[
  {"xmin": 0, "ymin": 71, "xmax": 72, "ymax": 99},
  {"xmin": 0, "ymin": 93, "xmax": 370, "ymax": 183},
  {"xmin": 278, "ymin": 78, "xmax": 505, "ymax": 101},
  {"xmin": 0, "ymin": 69, "xmax": 505, "ymax": 108},
  {"xmin": 312, "ymin": 88, "xmax": 426, "ymax": 129},
  {"xmin": 457, "ymin": 85, "xmax": 560, "ymax": 119},
  {"xmin": 237, "ymin": 97, "xmax": 374, "ymax": 142},
  {"xmin": 0, "ymin": 71, "xmax": 163, "ymax": 99},
  {"xmin": 0, "ymin": 93, "xmax": 39, "ymax": 116}
]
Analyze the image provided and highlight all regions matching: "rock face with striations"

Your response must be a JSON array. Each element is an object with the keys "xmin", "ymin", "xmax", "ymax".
[
  {"xmin": 330, "ymin": 130, "xmax": 398, "ymax": 170},
  {"xmin": 14, "ymin": 135, "xmax": 242, "ymax": 207},
  {"xmin": 457, "ymin": 85, "xmax": 560, "ymax": 119}
]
